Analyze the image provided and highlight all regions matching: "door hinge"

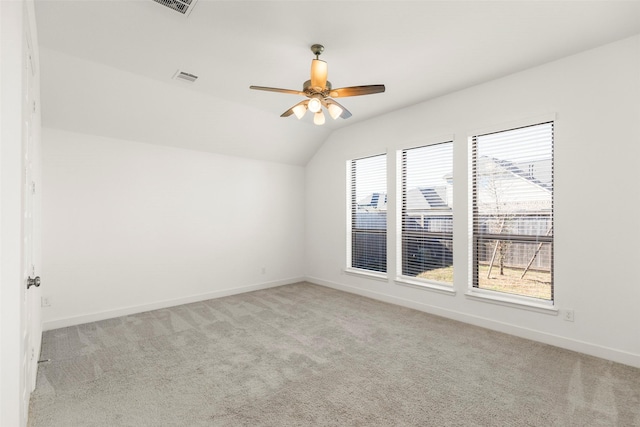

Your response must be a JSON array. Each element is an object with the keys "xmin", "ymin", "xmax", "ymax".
[
  {"xmin": 31, "ymin": 181, "xmax": 36, "ymax": 195},
  {"xmin": 33, "ymin": 101, "xmax": 36, "ymax": 113}
]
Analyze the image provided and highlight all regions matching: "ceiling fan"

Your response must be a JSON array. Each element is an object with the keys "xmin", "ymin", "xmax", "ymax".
[{"xmin": 250, "ymin": 44, "xmax": 385, "ymax": 125}]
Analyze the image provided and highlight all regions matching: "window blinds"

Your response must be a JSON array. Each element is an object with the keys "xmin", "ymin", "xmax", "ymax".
[
  {"xmin": 401, "ymin": 142, "xmax": 454, "ymax": 283},
  {"xmin": 350, "ymin": 154, "xmax": 387, "ymax": 273},
  {"xmin": 471, "ymin": 122, "xmax": 554, "ymax": 300}
]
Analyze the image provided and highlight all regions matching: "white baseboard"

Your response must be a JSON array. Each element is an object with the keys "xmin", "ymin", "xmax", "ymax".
[
  {"xmin": 42, "ymin": 277, "xmax": 305, "ymax": 331},
  {"xmin": 305, "ymin": 276, "xmax": 640, "ymax": 369}
]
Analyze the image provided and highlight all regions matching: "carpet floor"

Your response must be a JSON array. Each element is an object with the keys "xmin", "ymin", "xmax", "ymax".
[{"xmin": 28, "ymin": 282, "xmax": 640, "ymax": 426}]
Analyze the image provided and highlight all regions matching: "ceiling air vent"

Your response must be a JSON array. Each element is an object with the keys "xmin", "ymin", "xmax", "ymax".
[
  {"xmin": 173, "ymin": 70, "xmax": 198, "ymax": 83},
  {"xmin": 152, "ymin": 0, "xmax": 199, "ymax": 16}
]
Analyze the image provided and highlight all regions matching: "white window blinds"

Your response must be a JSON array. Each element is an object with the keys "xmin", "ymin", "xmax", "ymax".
[
  {"xmin": 401, "ymin": 142, "xmax": 454, "ymax": 284},
  {"xmin": 471, "ymin": 121, "xmax": 554, "ymax": 300},
  {"xmin": 350, "ymin": 154, "xmax": 387, "ymax": 273}
]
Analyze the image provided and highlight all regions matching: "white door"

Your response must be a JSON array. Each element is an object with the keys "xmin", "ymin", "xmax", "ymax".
[{"xmin": 21, "ymin": 15, "xmax": 42, "ymax": 419}]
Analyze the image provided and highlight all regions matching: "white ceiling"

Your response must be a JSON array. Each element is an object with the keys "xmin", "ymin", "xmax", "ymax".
[{"xmin": 35, "ymin": 0, "xmax": 640, "ymax": 165}]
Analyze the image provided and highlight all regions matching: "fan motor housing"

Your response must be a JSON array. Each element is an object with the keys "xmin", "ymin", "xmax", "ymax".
[{"xmin": 303, "ymin": 80, "xmax": 331, "ymax": 94}]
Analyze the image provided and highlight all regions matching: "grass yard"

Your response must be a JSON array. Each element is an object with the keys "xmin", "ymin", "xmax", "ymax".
[{"xmin": 417, "ymin": 264, "xmax": 552, "ymax": 300}]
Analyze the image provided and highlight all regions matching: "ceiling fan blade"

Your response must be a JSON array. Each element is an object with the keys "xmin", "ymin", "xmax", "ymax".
[
  {"xmin": 310, "ymin": 59, "xmax": 328, "ymax": 91},
  {"xmin": 325, "ymin": 98, "xmax": 352, "ymax": 119},
  {"xmin": 280, "ymin": 100, "xmax": 308, "ymax": 118},
  {"xmin": 280, "ymin": 107, "xmax": 295, "ymax": 118},
  {"xmin": 329, "ymin": 85, "xmax": 385, "ymax": 98},
  {"xmin": 250, "ymin": 86, "xmax": 306, "ymax": 96}
]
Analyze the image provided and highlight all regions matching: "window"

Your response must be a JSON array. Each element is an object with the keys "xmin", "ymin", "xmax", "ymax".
[
  {"xmin": 471, "ymin": 122, "xmax": 554, "ymax": 301},
  {"xmin": 349, "ymin": 154, "xmax": 387, "ymax": 273},
  {"xmin": 400, "ymin": 142, "xmax": 453, "ymax": 284}
]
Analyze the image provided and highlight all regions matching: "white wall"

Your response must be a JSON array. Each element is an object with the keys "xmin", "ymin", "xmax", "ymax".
[
  {"xmin": 305, "ymin": 35, "xmax": 640, "ymax": 367},
  {"xmin": 42, "ymin": 128, "xmax": 305, "ymax": 329}
]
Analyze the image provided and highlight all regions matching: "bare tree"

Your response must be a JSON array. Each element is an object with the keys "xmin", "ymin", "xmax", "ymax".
[{"xmin": 482, "ymin": 159, "xmax": 515, "ymax": 278}]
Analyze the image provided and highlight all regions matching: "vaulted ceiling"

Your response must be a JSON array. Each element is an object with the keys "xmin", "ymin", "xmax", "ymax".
[{"xmin": 35, "ymin": 1, "xmax": 640, "ymax": 165}]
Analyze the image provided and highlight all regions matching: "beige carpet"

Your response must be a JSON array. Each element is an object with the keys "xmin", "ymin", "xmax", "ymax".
[{"xmin": 29, "ymin": 282, "xmax": 639, "ymax": 426}]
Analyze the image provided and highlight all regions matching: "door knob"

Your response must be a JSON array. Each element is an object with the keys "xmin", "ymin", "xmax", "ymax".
[{"xmin": 27, "ymin": 276, "xmax": 40, "ymax": 289}]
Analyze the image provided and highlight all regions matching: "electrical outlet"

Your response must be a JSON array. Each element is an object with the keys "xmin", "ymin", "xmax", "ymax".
[
  {"xmin": 563, "ymin": 309, "xmax": 574, "ymax": 322},
  {"xmin": 41, "ymin": 296, "xmax": 51, "ymax": 307}
]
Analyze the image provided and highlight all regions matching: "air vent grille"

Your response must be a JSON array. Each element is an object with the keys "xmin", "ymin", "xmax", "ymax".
[
  {"xmin": 152, "ymin": 0, "xmax": 198, "ymax": 16},
  {"xmin": 173, "ymin": 70, "xmax": 198, "ymax": 83}
]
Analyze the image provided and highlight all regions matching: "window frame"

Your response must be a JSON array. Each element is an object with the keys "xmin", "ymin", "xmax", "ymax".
[
  {"xmin": 466, "ymin": 116, "xmax": 557, "ymax": 311},
  {"xmin": 346, "ymin": 153, "xmax": 388, "ymax": 279},
  {"xmin": 395, "ymin": 140, "xmax": 455, "ymax": 294}
]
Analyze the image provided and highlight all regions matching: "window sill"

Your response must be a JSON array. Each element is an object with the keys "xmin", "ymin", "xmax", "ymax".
[
  {"xmin": 395, "ymin": 277, "xmax": 456, "ymax": 295},
  {"xmin": 344, "ymin": 268, "xmax": 388, "ymax": 282},
  {"xmin": 464, "ymin": 289, "xmax": 558, "ymax": 315}
]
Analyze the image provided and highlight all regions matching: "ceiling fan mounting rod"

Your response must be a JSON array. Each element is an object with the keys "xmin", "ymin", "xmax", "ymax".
[{"xmin": 310, "ymin": 44, "xmax": 324, "ymax": 59}]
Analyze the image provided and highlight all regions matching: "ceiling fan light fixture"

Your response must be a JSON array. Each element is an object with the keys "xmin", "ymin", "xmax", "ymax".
[
  {"xmin": 292, "ymin": 103, "xmax": 307, "ymax": 119},
  {"xmin": 313, "ymin": 110, "xmax": 325, "ymax": 125},
  {"xmin": 249, "ymin": 43, "xmax": 385, "ymax": 124},
  {"xmin": 308, "ymin": 97, "xmax": 322, "ymax": 113},
  {"xmin": 327, "ymin": 103, "xmax": 343, "ymax": 120},
  {"xmin": 310, "ymin": 59, "xmax": 328, "ymax": 91}
]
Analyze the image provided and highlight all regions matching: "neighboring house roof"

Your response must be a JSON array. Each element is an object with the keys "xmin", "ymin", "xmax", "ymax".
[
  {"xmin": 358, "ymin": 187, "xmax": 453, "ymax": 213},
  {"xmin": 477, "ymin": 156, "xmax": 552, "ymax": 211},
  {"xmin": 357, "ymin": 192, "xmax": 387, "ymax": 211},
  {"xmin": 405, "ymin": 186, "xmax": 451, "ymax": 212},
  {"xmin": 356, "ymin": 155, "xmax": 552, "ymax": 216},
  {"xmin": 489, "ymin": 157, "xmax": 552, "ymax": 191}
]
